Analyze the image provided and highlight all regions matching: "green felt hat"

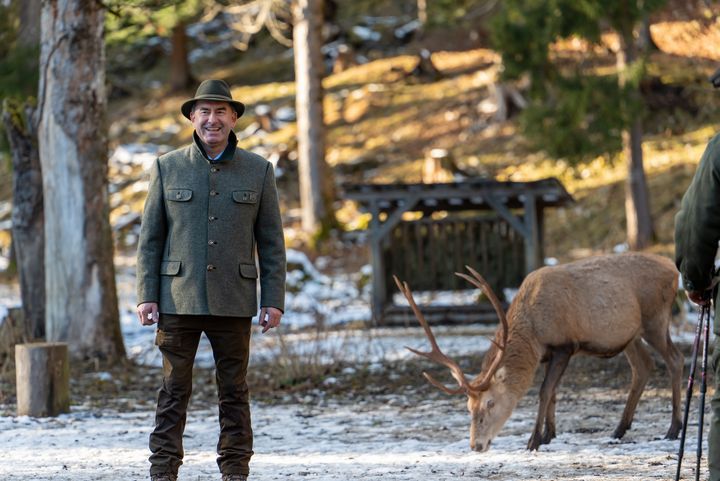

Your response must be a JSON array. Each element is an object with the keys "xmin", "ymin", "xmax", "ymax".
[{"xmin": 181, "ymin": 79, "xmax": 245, "ymax": 119}]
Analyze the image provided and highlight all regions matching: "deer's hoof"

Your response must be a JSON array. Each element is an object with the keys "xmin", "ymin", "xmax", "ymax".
[
  {"xmin": 526, "ymin": 434, "xmax": 541, "ymax": 451},
  {"xmin": 612, "ymin": 426, "xmax": 627, "ymax": 439},
  {"xmin": 540, "ymin": 429, "xmax": 556, "ymax": 445},
  {"xmin": 665, "ymin": 420, "xmax": 681, "ymax": 440}
]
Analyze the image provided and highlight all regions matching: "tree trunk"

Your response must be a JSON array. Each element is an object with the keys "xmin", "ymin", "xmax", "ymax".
[
  {"xmin": 15, "ymin": 342, "xmax": 69, "ymax": 417},
  {"xmin": 170, "ymin": 23, "xmax": 195, "ymax": 92},
  {"xmin": 293, "ymin": 0, "xmax": 335, "ymax": 235},
  {"xmin": 1, "ymin": 100, "xmax": 45, "ymax": 340},
  {"xmin": 38, "ymin": 0, "xmax": 125, "ymax": 362},
  {"xmin": 417, "ymin": 0, "xmax": 427, "ymax": 26},
  {"xmin": 17, "ymin": 0, "xmax": 41, "ymax": 48},
  {"xmin": 638, "ymin": 15, "xmax": 659, "ymax": 52},
  {"xmin": 617, "ymin": 24, "xmax": 655, "ymax": 250}
]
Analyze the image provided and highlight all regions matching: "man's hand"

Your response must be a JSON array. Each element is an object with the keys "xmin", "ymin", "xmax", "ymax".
[
  {"xmin": 137, "ymin": 302, "xmax": 159, "ymax": 326},
  {"xmin": 687, "ymin": 290, "xmax": 712, "ymax": 306},
  {"xmin": 259, "ymin": 306, "xmax": 282, "ymax": 333}
]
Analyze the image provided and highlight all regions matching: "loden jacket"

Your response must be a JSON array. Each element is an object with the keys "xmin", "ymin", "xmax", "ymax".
[
  {"xmin": 136, "ymin": 135, "xmax": 286, "ymax": 317},
  {"xmin": 675, "ymin": 133, "xmax": 720, "ymax": 330}
]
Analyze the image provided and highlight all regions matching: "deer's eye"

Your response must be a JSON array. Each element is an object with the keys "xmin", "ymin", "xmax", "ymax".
[{"xmin": 486, "ymin": 399, "xmax": 495, "ymax": 409}]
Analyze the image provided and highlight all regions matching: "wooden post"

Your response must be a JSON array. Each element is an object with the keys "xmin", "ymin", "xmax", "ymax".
[
  {"xmin": 15, "ymin": 342, "xmax": 70, "ymax": 417},
  {"xmin": 523, "ymin": 194, "xmax": 541, "ymax": 274}
]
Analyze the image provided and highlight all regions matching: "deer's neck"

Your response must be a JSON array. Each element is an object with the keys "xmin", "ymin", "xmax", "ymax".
[{"xmin": 500, "ymin": 328, "xmax": 542, "ymax": 398}]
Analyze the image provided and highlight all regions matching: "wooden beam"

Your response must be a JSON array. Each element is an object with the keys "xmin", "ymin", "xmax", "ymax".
[
  {"xmin": 368, "ymin": 195, "xmax": 420, "ymax": 323},
  {"xmin": 523, "ymin": 194, "xmax": 541, "ymax": 273},
  {"xmin": 483, "ymin": 194, "xmax": 529, "ymax": 238},
  {"xmin": 374, "ymin": 194, "xmax": 420, "ymax": 242}
]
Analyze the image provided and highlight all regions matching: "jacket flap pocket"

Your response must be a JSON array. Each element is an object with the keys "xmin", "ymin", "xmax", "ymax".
[
  {"xmin": 239, "ymin": 263, "xmax": 258, "ymax": 279},
  {"xmin": 160, "ymin": 260, "xmax": 181, "ymax": 276},
  {"xmin": 232, "ymin": 190, "xmax": 258, "ymax": 204},
  {"xmin": 168, "ymin": 189, "xmax": 193, "ymax": 202}
]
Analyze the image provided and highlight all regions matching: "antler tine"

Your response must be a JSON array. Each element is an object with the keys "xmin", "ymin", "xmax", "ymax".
[
  {"xmin": 455, "ymin": 267, "xmax": 508, "ymax": 340},
  {"xmin": 404, "ymin": 346, "xmax": 466, "ymax": 395},
  {"xmin": 454, "ymin": 266, "xmax": 510, "ymax": 393},
  {"xmin": 393, "ymin": 275, "xmax": 472, "ymax": 395}
]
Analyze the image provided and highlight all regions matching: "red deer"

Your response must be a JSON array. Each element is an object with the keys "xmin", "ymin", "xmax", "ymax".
[{"xmin": 395, "ymin": 252, "xmax": 683, "ymax": 452}]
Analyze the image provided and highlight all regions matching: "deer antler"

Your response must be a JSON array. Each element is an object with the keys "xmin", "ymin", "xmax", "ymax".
[
  {"xmin": 455, "ymin": 265, "xmax": 509, "ymax": 392},
  {"xmin": 393, "ymin": 275, "xmax": 471, "ymax": 395}
]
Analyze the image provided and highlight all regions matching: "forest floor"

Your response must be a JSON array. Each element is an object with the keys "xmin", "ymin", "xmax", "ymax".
[{"xmin": 0, "ymin": 326, "xmax": 709, "ymax": 481}]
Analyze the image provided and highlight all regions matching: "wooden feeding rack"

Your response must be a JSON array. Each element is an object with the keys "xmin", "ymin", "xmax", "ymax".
[{"xmin": 343, "ymin": 178, "xmax": 574, "ymax": 325}]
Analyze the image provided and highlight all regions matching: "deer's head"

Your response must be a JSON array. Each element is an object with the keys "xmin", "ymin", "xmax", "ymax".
[{"xmin": 394, "ymin": 267, "xmax": 510, "ymax": 452}]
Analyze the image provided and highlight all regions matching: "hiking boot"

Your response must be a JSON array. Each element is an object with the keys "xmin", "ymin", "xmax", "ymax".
[
  {"xmin": 221, "ymin": 475, "xmax": 248, "ymax": 481},
  {"xmin": 151, "ymin": 474, "xmax": 177, "ymax": 481}
]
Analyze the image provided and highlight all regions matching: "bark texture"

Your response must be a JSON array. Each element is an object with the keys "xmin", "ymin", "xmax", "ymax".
[
  {"xmin": 293, "ymin": 0, "xmax": 335, "ymax": 234},
  {"xmin": 170, "ymin": 23, "xmax": 195, "ymax": 92},
  {"xmin": 15, "ymin": 342, "xmax": 70, "ymax": 417},
  {"xmin": 617, "ymin": 23, "xmax": 655, "ymax": 250},
  {"xmin": 2, "ymin": 101, "xmax": 45, "ymax": 340},
  {"xmin": 18, "ymin": 0, "xmax": 41, "ymax": 48},
  {"xmin": 38, "ymin": 0, "xmax": 125, "ymax": 361}
]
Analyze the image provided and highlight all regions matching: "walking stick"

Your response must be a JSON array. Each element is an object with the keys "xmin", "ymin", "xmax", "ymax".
[
  {"xmin": 695, "ymin": 303, "xmax": 711, "ymax": 481},
  {"xmin": 675, "ymin": 303, "xmax": 706, "ymax": 481}
]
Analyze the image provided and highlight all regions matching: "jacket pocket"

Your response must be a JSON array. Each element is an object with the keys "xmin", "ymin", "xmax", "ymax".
[
  {"xmin": 160, "ymin": 260, "xmax": 181, "ymax": 276},
  {"xmin": 232, "ymin": 190, "xmax": 258, "ymax": 204},
  {"xmin": 239, "ymin": 263, "xmax": 258, "ymax": 279},
  {"xmin": 167, "ymin": 189, "xmax": 193, "ymax": 202}
]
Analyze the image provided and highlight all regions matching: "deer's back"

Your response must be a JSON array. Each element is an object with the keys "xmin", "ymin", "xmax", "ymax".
[{"xmin": 507, "ymin": 253, "xmax": 678, "ymax": 352}]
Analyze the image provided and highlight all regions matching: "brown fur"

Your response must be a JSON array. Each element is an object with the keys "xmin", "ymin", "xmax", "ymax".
[{"xmin": 412, "ymin": 253, "xmax": 683, "ymax": 452}]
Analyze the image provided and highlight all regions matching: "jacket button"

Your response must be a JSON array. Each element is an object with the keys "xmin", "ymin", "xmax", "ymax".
[
  {"xmin": 210, "ymin": 190, "xmax": 219, "ymax": 196},
  {"xmin": 211, "ymin": 167, "xmax": 219, "ymax": 173},
  {"xmin": 208, "ymin": 216, "xmax": 216, "ymax": 221},
  {"xmin": 208, "ymin": 240, "xmax": 217, "ymax": 245},
  {"xmin": 207, "ymin": 264, "xmax": 215, "ymax": 271}
]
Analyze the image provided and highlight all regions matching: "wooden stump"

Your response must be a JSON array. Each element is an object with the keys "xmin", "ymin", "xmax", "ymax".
[{"xmin": 15, "ymin": 342, "xmax": 70, "ymax": 417}]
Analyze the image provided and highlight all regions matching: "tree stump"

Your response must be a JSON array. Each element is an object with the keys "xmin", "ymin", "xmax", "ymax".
[{"xmin": 15, "ymin": 342, "xmax": 70, "ymax": 417}]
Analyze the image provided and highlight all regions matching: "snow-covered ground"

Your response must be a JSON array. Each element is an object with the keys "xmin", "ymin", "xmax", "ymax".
[
  {"xmin": 0, "ymin": 383, "xmax": 705, "ymax": 480},
  {"xmin": 0, "ymin": 250, "xmax": 713, "ymax": 481}
]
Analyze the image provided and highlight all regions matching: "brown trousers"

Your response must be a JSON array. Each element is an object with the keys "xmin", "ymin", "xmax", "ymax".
[{"xmin": 149, "ymin": 314, "xmax": 253, "ymax": 477}]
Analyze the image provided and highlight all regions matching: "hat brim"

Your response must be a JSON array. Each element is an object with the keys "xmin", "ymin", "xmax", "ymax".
[{"xmin": 181, "ymin": 95, "xmax": 245, "ymax": 119}]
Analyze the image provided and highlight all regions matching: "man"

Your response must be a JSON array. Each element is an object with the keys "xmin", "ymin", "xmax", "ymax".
[
  {"xmin": 136, "ymin": 79, "xmax": 286, "ymax": 481},
  {"xmin": 675, "ymin": 132, "xmax": 720, "ymax": 481}
]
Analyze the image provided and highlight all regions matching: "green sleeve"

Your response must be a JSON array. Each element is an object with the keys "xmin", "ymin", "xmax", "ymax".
[
  {"xmin": 675, "ymin": 134, "xmax": 720, "ymax": 292},
  {"xmin": 255, "ymin": 162, "xmax": 286, "ymax": 311},
  {"xmin": 136, "ymin": 159, "xmax": 167, "ymax": 305}
]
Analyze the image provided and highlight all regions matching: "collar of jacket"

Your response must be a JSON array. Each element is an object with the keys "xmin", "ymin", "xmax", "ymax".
[{"xmin": 192, "ymin": 130, "xmax": 238, "ymax": 163}]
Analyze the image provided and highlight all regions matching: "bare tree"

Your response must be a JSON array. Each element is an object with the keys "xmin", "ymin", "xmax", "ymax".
[
  {"xmin": 293, "ymin": 0, "xmax": 334, "ymax": 234},
  {"xmin": 170, "ymin": 22, "xmax": 195, "ymax": 92},
  {"xmin": 617, "ymin": 18, "xmax": 655, "ymax": 249},
  {"xmin": 17, "ymin": 0, "xmax": 41, "ymax": 48},
  {"xmin": 2, "ymin": 101, "xmax": 44, "ymax": 340},
  {"xmin": 37, "ymin": 0, "xmax": 125, "ymax": 362},
  {"xmin": 215, "ymin": 0, "xmax": 335, "ymax": 235}
]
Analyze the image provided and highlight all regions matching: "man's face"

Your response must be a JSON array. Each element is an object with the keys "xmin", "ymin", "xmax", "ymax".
[{"xmin": 190, "ymin": 100, "xmax": 238, "ymax": 149}]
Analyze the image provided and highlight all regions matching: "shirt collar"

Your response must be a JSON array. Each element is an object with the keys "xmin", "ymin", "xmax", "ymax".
[{"xmin": 193, "ymin": 130, "xmax": 238, "ymax": 163}]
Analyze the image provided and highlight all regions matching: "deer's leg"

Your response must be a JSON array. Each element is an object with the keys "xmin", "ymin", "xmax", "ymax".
[
  {"xmin": 542, "ymin": 390, "xmax": 557, "ymax": 444},
  {"xmin": 613, "ymin": 338, "xmax": 653, "ymax": 439},
  {"xmin": 528, "ymin": 347, "xmax": 571, "ymax": 450},
  {"xmin": 643, "ymin": 327, "xmax": 684, "ymax": 439}
]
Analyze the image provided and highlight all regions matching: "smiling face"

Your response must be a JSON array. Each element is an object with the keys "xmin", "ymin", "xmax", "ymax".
[{"xmin": 190, "ymin": 100, "xmax": 238, "ymax": 155}]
